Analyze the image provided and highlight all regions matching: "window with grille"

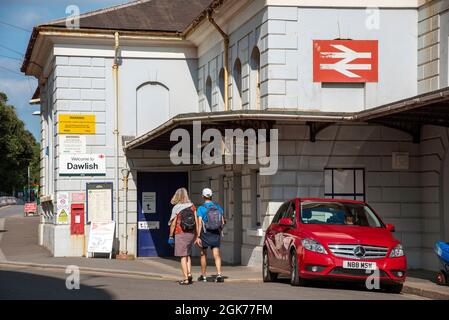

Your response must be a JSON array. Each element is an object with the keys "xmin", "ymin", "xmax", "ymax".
[{"xmin": 324, "ymin": 168, "xmax": 365, "ymax": 201}]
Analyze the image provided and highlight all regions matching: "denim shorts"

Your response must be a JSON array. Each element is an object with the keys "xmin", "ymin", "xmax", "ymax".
[{"xmin": 200, "ymin": 230, "xmax": 221, "ymax": 249}]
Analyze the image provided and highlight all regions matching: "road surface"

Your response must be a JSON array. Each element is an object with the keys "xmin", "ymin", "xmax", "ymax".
[
  {"xmin": 0, "ymin": 205, "xmax": 24, "ymax": 218},
  {"xmin": 0, "ymin": 265, "xmax": 424, "ymax": 300},
  {"xmin": 0, "ymin": 205, "xmax": 425, "ymax": 300}
]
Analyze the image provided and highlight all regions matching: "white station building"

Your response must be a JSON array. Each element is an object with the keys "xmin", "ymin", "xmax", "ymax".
[{"xmin": 22, "ymin": 0, "xmax": 449, "ymax": 271}]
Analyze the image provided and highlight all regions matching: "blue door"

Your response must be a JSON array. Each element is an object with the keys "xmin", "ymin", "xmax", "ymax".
[{"xmin": 137, "ymin": 171, "xmax": 189, "ymax": 257}]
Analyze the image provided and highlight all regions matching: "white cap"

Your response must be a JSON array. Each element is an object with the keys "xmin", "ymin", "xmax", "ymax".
[{"xmin": 202, "ymin": 188, "xmax": 213, "ymax": 198}]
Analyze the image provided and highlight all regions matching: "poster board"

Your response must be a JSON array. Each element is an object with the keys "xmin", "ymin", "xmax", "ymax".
[
  {"xmin": 59, "ymin": 135, "xmax": 86, "ymax": 154},
  {"xmin": 24, "ymin": 203, "xmax": 38, "ymax": 217},
  {"xmin": 56, "ymin": 192, "xmax": 70, "ymax": 224},
  {"xmin": 142, "ymin": 192, "xmax": 156, "ymax": 213},
  {"xmin": 86, "ymin": 183, "xmax": 113, "ymax": 223},
  {"xmin": 58, "ymin": 114, "xmax": 96, "ymax": 134},
  {"xmin": 87, "ymin": 221, "xmax": 115, "ymax": 257}
]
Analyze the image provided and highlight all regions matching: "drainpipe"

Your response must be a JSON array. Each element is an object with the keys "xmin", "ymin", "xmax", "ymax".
[
  {"xmin": 208, "ymin": 12, "xmax": 229, "ymax": 111},
  {"xmin": 112, "ymin": 32, "xmax": 120, "ymax": 252},
  {"xmin": 121, "ymin": 168, "xmax": 130, "ymax": 255}
]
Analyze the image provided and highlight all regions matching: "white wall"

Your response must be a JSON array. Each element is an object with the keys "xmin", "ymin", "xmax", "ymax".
[
  {"xmin": 418, "ymin": 0, "xmax": 449, "ymax": 93},
  {"xmin": 197, "ymin": 5, "xmax": 418, "ymax": 113},
  {"xmin": 297, "ymin": 7, "xmax": 418, "ymax": 111},
  {"xmin": 40, "ymin": 42, "xmax": 199, "ymax": 257},
  {"xmin": 119, "ymin": 56, "xmax": 198, "ymax": 138}
]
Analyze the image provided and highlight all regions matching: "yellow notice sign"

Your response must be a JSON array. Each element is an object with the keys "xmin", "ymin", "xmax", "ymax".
[{"xmin": 59, "ymin": 114, "xmax": 96, "ymax": 134}]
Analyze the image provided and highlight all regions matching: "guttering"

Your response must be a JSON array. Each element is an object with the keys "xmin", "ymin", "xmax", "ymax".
[
  {"xmin": 207, "ymin": 11, "xmax": 230, "ymax": 111},
  {"xmin": 183, "ymin": 0, "xmax": 226, "ymax": 37},
  {"xmin": 21, "ymin": 26, "xmax": 184, "ymax": 74},
  {"xmin": 354, "ymin": 87, "xmax": 449, "ymax": 121},
  {"xmin": 113, "ymin": 32, "xmax": 120, "ymax": 248}
]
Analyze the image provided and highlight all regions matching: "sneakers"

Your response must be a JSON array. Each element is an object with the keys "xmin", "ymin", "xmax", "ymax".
[
  {"xmin": 215, "ymin": 274, "xmax": 224, "ymax": 283},
  {"xmin": 198, "ymin": 275, "xmax": 207, "ymax": 282},
  {"xmin": 197, "ymin": 274, "xmax": 224, "ymax": 282}
]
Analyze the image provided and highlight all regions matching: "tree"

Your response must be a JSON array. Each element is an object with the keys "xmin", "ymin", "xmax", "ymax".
[{"xmin": 0, "ymin": 92, "xmax": 38, "ymax": 195}]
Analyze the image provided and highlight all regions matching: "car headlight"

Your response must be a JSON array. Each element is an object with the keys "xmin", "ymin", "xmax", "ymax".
[
  {"xmin": 390, "ymin": 244, "xmax": 405, "ymax": 257},
  {"xmin": 301, "ymin": 238, "xmax": 328, "ymax": 255}
]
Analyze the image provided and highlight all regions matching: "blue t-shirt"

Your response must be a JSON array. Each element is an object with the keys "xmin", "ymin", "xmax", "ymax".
[{"xmin": 197, "ymin": 201, "xmax": 224, "ymax": 222}]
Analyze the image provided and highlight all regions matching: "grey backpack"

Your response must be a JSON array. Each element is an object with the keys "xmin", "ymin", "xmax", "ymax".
[{"xmin": 204, "ymin": 204, "xmax": 222, "ymax": 231}]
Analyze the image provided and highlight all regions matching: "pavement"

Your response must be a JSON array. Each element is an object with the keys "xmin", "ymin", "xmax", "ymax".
[{"xmin": 1, "ymin": 204, "xmax": 449, "ymax": 299}]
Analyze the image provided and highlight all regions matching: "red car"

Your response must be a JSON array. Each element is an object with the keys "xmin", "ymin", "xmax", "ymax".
[{"xmin": 263, "ymin": 198, "xmax": 406, "ymax": 293}]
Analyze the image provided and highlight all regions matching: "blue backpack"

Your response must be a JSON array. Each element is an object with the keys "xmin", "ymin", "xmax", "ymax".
[{"xmin": 204, "ymin": 203, "xmax": 222, "ymax": 231}]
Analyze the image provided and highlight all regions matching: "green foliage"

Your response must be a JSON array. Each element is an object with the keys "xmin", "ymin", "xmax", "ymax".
[
  {"xmin": 0, "ymin": 92, "xmax": 7, "ymax": 104},
  {"xmin": 0, "ymin": 92, "xmax": 38, "ymax": 195}
]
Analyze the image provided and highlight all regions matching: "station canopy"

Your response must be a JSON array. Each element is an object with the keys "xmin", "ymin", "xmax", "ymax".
[{"xmin": 125, "ymin": 87, "xmax": 449, "ymax": 151}]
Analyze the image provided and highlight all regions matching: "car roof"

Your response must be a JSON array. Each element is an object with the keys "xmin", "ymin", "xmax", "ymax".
[{"xmin": 295, "ymin": 197, "xmax": 366, "ymax": 205}]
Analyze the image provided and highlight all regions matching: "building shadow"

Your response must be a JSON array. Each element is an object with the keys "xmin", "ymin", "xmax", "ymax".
[
  {"xmin": 0, "ymin": 269, "xmax": 113, "ymax": 300},
  {"xmin": 408, "ymin": 268, "xmax": 439, "ymax": 284},
  {"xmin": 276, "ymin": 276, "xmax": 395, "ymax": 294},
  {"xmin": 158, "ymin": 255, "xmax": 237, "ymax": 267}
]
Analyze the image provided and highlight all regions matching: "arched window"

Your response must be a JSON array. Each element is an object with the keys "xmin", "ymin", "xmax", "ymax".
[
  {"xmin": 233, "ymin": 58, "xmax": 242, "ymax": 110},
  {"xmin": 250, "ymin": 47, "xmax": 261, "ymax": 110},
  {"xmin": 205, "ymin": 76, "xmax": 212, "ymax": 112},
  {"xmin": 136, "ymin": 82, "xmax": 169, "ymax": 136},
  {"xmin": 218, "ymin": 68, "xmax": 225, "ymax": 110}
]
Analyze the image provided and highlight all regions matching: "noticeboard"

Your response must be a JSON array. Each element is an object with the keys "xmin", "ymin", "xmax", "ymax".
[
  {"xmin": 59, "ymin": 135, "xmax": 87, "ymax": 154},
  {"xmin": 58, "ymin": 114, "xmax": 96, "ymax": 134},
  {"xmin": 142, "ymin": 192, "xmax": 156, "ymax": 213},
  {"xmin": 86, "ymin": 182, "xmax": 113, "ymax": 223},
  {"xmin": 56, "ymin": 192, "xmax": 70, "ymax": 225},
  {"xmin": 87, "ymin": 221, "xmax": 115, "ymax": 258}
]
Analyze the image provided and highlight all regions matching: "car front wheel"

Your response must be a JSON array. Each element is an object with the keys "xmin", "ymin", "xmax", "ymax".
[
  {"xmin": 263, "ymin": 250, "xmax": 278, "ymax": 282},
  {"xmin": 290, "ymin": 250, "xmax": 306, "ymax": 286}
]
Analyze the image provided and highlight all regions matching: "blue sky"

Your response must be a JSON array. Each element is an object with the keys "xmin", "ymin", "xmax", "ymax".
[{"xmin": 0, "ymin": 0, "xmax": 126, "ymax": 140}]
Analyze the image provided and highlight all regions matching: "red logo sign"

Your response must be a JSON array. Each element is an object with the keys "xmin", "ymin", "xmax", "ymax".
[{"xmin": 313, "ymin": 40, "xmax": 378, "ymax": 83}]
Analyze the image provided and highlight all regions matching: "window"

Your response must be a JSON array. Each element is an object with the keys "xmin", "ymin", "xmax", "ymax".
[
  {"xmin": 280, "ymin": 200, "xmax": 296, "ymax": 224},
  {"xmin": 251, "ymin": 170, "xmax": 261, "ymax": 228},
  {"xmin": 300, "ymin": 201, "xmax": 382, "ymax": 228},
  {"xmin": 233, "ymin": 59, "xmax": 242, "ymax": 110},
  {"xmin": 218, "ymin": 68, "xmax": 225, "ymax": 110},
  {"xmin": 250, "ymin": 47, "xmax": 261, "ymax": 110},
  {"xmin": 324, "ymin": 168, "xmax": 365, "ymax": 201},
  {"xmin": 205, "ymin": 76, "xmax": 212, "ymax": 111},
  {"xmin": 272, "ymin": 201, "xmax": 289, "ymax": 224},
  {"xmin": 136, "ymin": 82, "xmax": 169, "ymax": 136}
]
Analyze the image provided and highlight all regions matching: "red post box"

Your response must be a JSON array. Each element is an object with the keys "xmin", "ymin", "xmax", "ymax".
[{"xmin": 70, "ymin": 203, "xmax": 85, "ymax": 235}]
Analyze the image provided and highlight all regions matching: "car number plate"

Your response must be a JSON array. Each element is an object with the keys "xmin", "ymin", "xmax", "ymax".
[{"xmin": 343, "ymin": 261, "xmax": 377, "ymax": 270}]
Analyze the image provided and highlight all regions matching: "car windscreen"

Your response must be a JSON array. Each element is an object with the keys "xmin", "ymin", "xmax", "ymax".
[{"xmin": 300, "ymin": 201, "xmax": 383, "ymax": 227}]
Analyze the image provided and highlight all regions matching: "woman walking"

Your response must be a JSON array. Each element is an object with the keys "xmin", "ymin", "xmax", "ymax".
[{"xmin": 168, "ymin": 188, "xmax": 199, "ymax": 285}]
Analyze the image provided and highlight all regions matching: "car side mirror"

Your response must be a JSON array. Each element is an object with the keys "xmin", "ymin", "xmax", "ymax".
[
  {"xmin": 279, "ymin": 217, "xmax": 293, "ymax": 226},
  {"xmin": 386, "ymin": 224, "xmax": 395, "ymax": 232}
]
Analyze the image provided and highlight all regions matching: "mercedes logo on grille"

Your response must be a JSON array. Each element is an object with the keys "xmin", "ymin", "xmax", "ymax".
[{"xmin": 354, "ymin": 245, "xmax": 366, "ymax": 258}]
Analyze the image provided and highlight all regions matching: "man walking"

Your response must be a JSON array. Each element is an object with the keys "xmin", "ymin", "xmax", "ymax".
[{"xmin": 196, "ymin": 188, "xmax": 225, "ymax": 283}]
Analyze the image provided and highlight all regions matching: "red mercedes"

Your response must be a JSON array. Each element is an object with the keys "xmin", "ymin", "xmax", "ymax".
[{"xmin": 263, "ymin": 198, "xmax": 407, "ymax": 293}]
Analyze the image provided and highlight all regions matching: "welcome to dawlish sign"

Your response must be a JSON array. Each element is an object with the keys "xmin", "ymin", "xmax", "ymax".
[{"xmin": 59, "ymin": 154, "xmax": 106, "ymax": 176}]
